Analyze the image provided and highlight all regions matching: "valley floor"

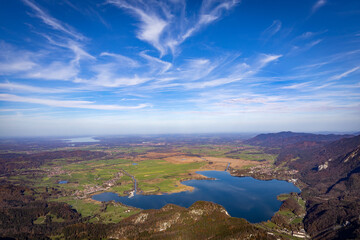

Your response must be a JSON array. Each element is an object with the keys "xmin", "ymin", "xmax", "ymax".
[{"xmin": 1, "ymin": 133, "xmax": 358, "ymax": 239}]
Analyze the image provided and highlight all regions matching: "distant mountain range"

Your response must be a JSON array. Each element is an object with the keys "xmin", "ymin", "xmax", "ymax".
[{"xmin": 243, "ymin": 131, "xmax": 354, "ymax": 148}]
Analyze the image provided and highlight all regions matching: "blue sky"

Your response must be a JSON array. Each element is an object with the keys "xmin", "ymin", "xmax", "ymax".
[{"xmin": 0, "ymin": 0, "xmax": 359, "ymax": 136}]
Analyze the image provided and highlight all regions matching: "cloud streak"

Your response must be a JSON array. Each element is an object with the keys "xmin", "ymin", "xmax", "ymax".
[
  {"xmin": 329, "ymin": 66, "xmax": 360, "ymax": 80},
  {"xmin": 261, "ymin": 20, "xmax": 282, "ymax": 41},
  {"xmin": 22, "ymin": 0, "xmax": 85, "ymax": 40},
  {"xmin": 1, "ymin": 0, "xmax": 360, "ymax": 135},
  {"xmin": 181, "ymin": 54, "xmax": 282, "ymax": 89},
  {"xmin": 312, "ymin": 0, "xmax": 327, "ymax": 13},
  {"xmin": 0, "ymin": 42, "xmax": 37, "ymax": 74},
  {"xmin": 107, "ymin": 0, "xmax": 239, "ymax": 56},
  {"xmin": 0, "ymin": 82, "xmax": 75, "ymax": 93},
  {"xmin": 0, "ymin": 94, "xmax": 149, "ymax": 110}
]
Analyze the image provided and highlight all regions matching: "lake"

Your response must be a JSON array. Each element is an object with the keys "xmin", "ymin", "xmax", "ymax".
[
  {"xmin": 64, "ymin": 137, "xmax": 99, "ymax": 143},
  {"xmin": 92, "ymin": 171, "xmax": 300, "ymax": 223}
]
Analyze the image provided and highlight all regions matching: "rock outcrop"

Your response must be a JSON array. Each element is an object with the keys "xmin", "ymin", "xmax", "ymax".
[{"xmin": 108, "ymin": 201, "xmax": 275, "ymax": 240}]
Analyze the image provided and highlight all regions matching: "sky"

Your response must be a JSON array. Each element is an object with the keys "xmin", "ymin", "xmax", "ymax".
[{"xmin": 0, "ymin": 0, "xmax": 359, "ymax": 136}]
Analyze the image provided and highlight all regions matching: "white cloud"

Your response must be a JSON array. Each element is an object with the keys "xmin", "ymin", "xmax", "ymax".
[
  {"xmin": 329, "ymin": 66, "xmax": 360, "ymax": 81},
  {"xmin": 0, "ymin": 82, "xmax": 75, "ymax": 93},
  {"xmin": 172, "ymin": 58, "xmax": 217, "ymax": 81},
  {"xmin": 24, "ymin": 61, "xmax": 79, "ymax": 80},
  {"xmin": 137, "ymin": 16, "xmax": 167, "ymax": 55},
  {"xmin": 103, "ymin": 75, "xmax": 151, "ymax": 87},
  {"xmin": 139, "ymin": 51, "xmax": 172, "ymax": 74},
  {"xmin": 182, "ymin": 54, "xmax": 281, "ymax": 88},
  {"xmin": 289, "ymin": 39, "xmax": 322, "ymax": 55},
  {"xmin": 200, "ymin": 0, "xmax": 239, "ymax": 23},
  {"xmin": 76, "ymin": 61, "xmax": 151, "ymax": 87},
  {"xmin": 299, "ymin": 32, "xmax": 315, "ymax": 39},
  {"xmin": 22, "ymin": 0, "xmax": 85, "ymax": 40},
  {"xmin": 222, "ymin": 96, "xmax": 282, "ymax": 105},
  {"xmin": 107, "ymin": 0, "xmax": 168, "ymax": 55},
  {"xmin": 0, "ymin": 61, "xmax": 36, "ymax": 74},
  {"xmin": 172, "ymin": 0, "xmax": 239, "ymax": 53},
  {"xmin": 0, "ymin": 42, "xmax": 37, "ymax": 74},
  {"xmin": 261, "ymin": 20, "xmax": 282, "ymax": 41},
  {"xmin": 257, "ymin": 54, "xmax": 282, "ymax": 67},
  {"xmin": 312, "ymin": 0, "xmax": 327, "ymax": 13},
  {"xmin": 0, "ymin": 94, "xmax": 149, "ymax": 110},
  {"xmin": 100, "ymin": 52, "xmax": 139, "ymax": 67},
  {"xmin": 67, "ymin": 42, "xmax": 95, "ymax": 64},
  {"xmin": 38, "ymin": 34, "xmax": 95, "ymax": 66},
  {"xmin": 0, "ymin": 41, "xmax": 92, "ymax": 82},
  {"xmin": 307, "ymin": 39, "xmax": 322, "ymax": 48},
  {"xmin": 281, "ymin": 82, "xmax": 312, "ymax": 90},
  {"xmin": 107, "ymin": 0, "xmax": 239, "ymax": 56},
  {"xmin": 296, "ymin": 30, "xmax": 327, "ymax": 40},
  {"xmin": 20, "ymin": 0, "xmax": 95, "ymax": 78},
  {"xmin": 69, "ymin": 51, "xmax": 154, "ymax": 88},
  {"xmin": 293, "ymin": 61, "xmax": 329, "ymax": 70}
]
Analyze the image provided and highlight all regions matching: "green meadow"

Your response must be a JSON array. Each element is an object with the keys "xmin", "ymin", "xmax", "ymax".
[
  {"xmin": 10, "ymin": 156, "xmax": 205, "ymax": 222},
  {"xmin": 3, "ymin": 143, "xmax": 278, "ymax": 223}
]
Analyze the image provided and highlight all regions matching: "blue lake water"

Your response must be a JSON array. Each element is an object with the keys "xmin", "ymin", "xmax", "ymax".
[
  {"xmin": 92, "ymin": 171, "xmax": 300, "ymax": 223},
  {"xmin": 58, "ymin": 180, "xmax": 68, "ymax": 184},
  {"xmin": 64, "ymin": 137, "xmax": 99, "ymax": 143}
]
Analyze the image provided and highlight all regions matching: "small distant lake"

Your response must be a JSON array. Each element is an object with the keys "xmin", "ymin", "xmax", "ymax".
[
  {"xmin": 64, "ymin": 137, "xmax": 99, "ymax": 143},
  {"xmin": 92, "ymin": 171, "xmax": 300, "ymax": 223},
  {"xmin": 58, "ymin": 180, "xmax": 68, "ymax": 184}
]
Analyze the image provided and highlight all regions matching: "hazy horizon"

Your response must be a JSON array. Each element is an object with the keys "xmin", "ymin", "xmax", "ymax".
[
  {"xmin": 1, "ymin": 130, "xmax": 358, "ymax": 138},
  {"xmin": 1, "ymin": 0, "xmax": 359, "ymax": 137}
]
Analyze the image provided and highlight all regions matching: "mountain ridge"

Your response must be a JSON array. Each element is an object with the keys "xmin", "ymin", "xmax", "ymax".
[{"xmin": 243, "ymin": 131, "xmax": 353, "ymax": 148}]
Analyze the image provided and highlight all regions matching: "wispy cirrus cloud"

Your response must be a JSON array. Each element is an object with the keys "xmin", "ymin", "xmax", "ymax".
[
  {"xmin": 312, "ymin": 0, "xmax": 327, "ymax": 13},
  {"xmin": 100, "ymin": 52, "xmax": 139, "ymax": 68},
  {"xmin": 0, "ymin": 82, "xmax": 76, "ymax": 93},
  {"xmin": 14, "ymin": 0, "xmax": 250, "ymax": 91},
  {"xmin": 22, "ymin": 0, "xmax": 86, "ymax": 40},
  {"xmin": 296, "ymin": 30, "xmax": 327, "ymax": 40},
  {"xmin": 133, "ymin": 53, "xmax": 283, "ymax": 91},
  {"xmin": 25, "ymin": 61, "xmax": 79, "ymax": 80},
  {"xmin": 328, "ymin": 66, "xmax": 360, "ymax": 80},
  {"xmin": 0, "ymin": 94, "xmax": 149, "ymax": 110},
  {"xmin": 288, "ymin": 39, "xmax": 322, "ymax": 55},
  {"xmin": 139, "ymin": 51, "xmax": 172, "ymax": 74},
  {"xmin": 196, "ymin": 0, "xmax": 239, "ymax": 29},
  {"xmin": 106, "ymin": 0, "xmax": 171, "ymax": 56},
  {"xmin": 261, "ymin": 20, "xmax": 282, "ymax": 41},
  {"xmin": 180, "ymin": 54, "xmax": 282, "ymax": 89},
  {"xmin": 280, "ymin": 81, "xmax": 334, "ymax": 92},
  {"xmin": 0, "ymin": 42, "xmax": 37, "ymax": 74},
  {"xmin": 0, "ymin": 60, "xmax": 36, "ymax": 74},
  {"xmin": 0, "ymin": 40, "xmax": 91, "ymax": 81},
  {"xmin": 107, "ymin": 0, "xmax": 239, "ymax": 56},
  {"xmin": 169, "ymin": 58, "xmax": 218, "ymax": 82},
  {"xmin": 75, "ymin": 66, "xmax": 151, "ymax": 88},
  {"xmin": 39, "ymin": 34, "xmax": 94, "ymax": 63},
  {"xmin": 281, "ymin": 82, "xmax": 312, "ymax": 90},
  {"xmin": 191, "ymin": 87, "xmax": 360, "ymax": 115},
  {"xmin": 13, "ymin": 1, "xmax": 95, "ymax": 83}
]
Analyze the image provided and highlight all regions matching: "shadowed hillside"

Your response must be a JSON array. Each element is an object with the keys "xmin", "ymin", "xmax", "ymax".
[
  {"xmin": 63, "ymin": 201, "xmax": 275, "ymax": 240},
  {"xmin": 244, "ymin": 131, "xmax": 352, "ymax": 148},
  {"xmin": 272, "ymin": 134, "xmax": 360, "ymax": 239}
]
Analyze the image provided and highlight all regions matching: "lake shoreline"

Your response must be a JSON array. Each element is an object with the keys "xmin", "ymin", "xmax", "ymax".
[{"xmin": 92, "ymin": 170, "xmax": 300, "ymax": 223}]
